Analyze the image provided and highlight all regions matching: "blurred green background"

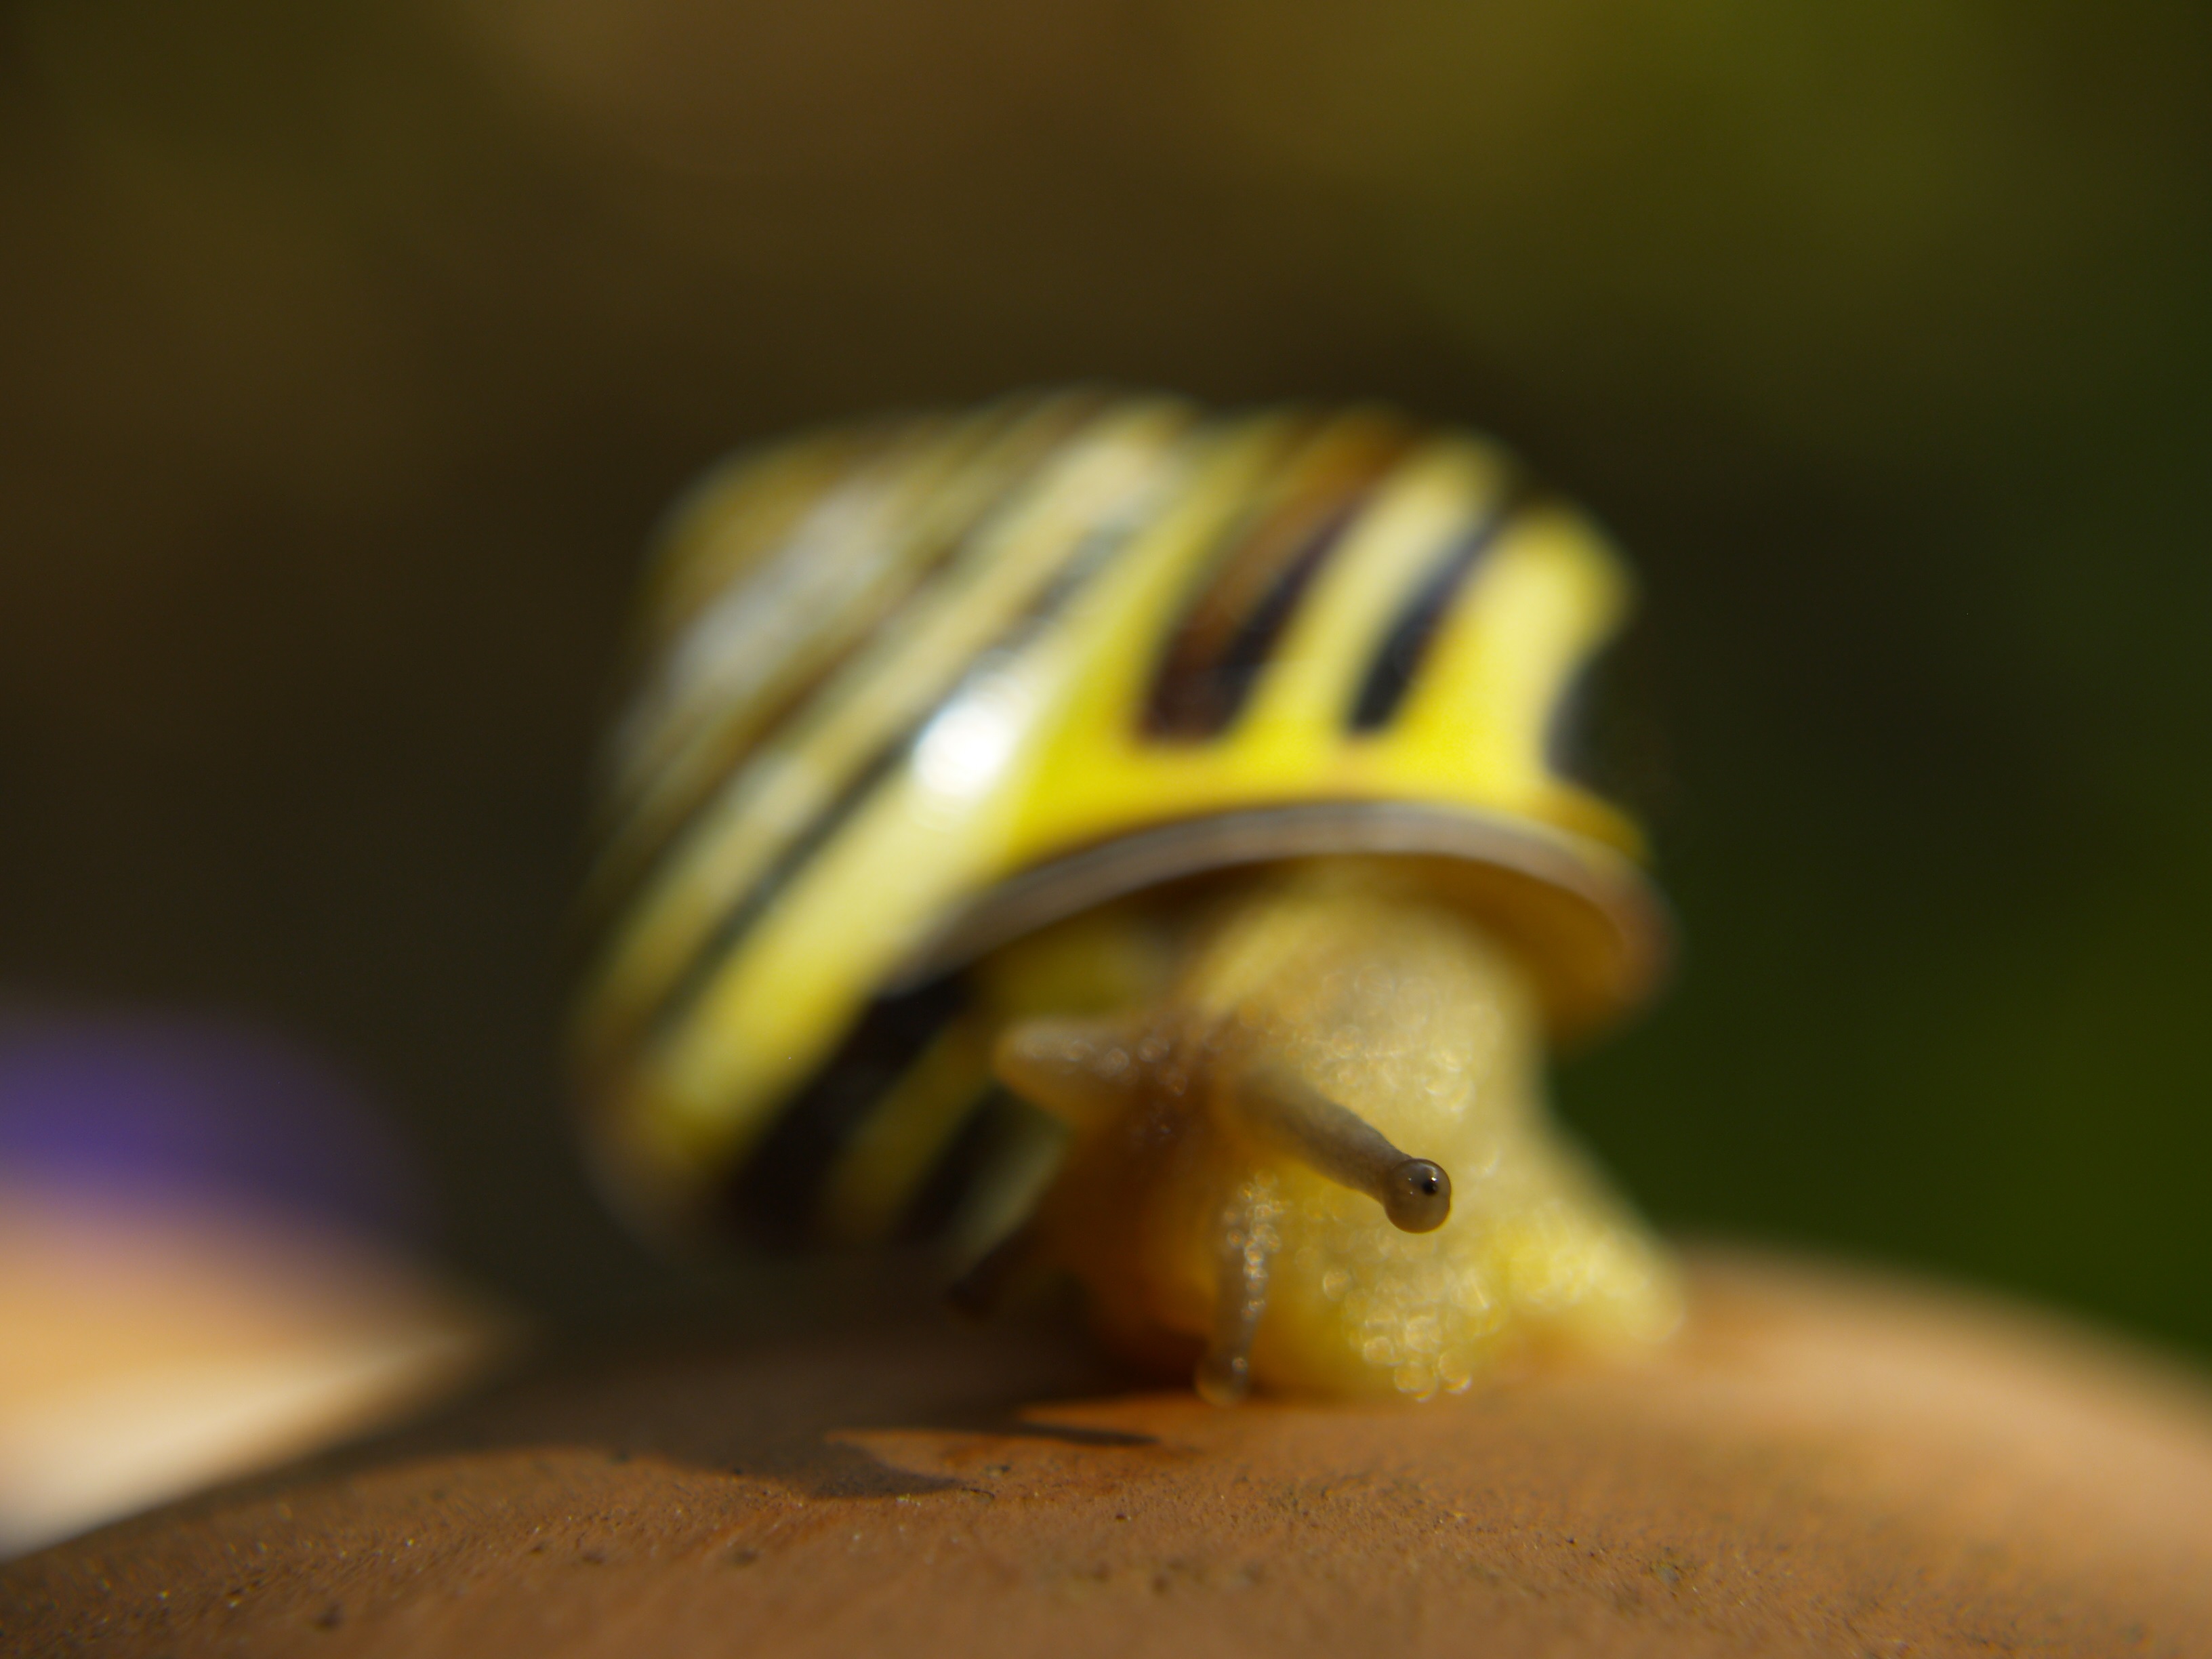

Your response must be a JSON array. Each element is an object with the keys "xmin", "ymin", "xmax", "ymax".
[{"xmin": 3, "ymin": 1, "xmax": 2208, "ymax": 1350}]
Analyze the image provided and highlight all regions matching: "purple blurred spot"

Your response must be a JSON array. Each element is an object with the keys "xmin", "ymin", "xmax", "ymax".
[{"xmin": 0, "ymin": 1008, "xmax": 427, "ymax": 1244}]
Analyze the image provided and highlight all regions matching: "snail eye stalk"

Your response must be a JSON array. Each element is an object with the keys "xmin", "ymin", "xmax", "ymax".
[
  {"xmin": 989, "ymin": 1016, "xmax": 1151, "ymax": 1129},
  {"xmin": 1225, "ymin": 1063, "xmax": 1454, "ymax": 1234}
]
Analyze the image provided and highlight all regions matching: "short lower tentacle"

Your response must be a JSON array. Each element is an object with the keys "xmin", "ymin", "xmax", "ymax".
[{"xmin": 1196, "ymin": 1174, "xmax": 1283, "ymax": 1404}]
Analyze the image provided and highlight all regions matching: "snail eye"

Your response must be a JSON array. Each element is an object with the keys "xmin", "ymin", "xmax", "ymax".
[{"xmin": 1385, "ymin": 1160, "xmax": 1452, "ymax": 1233}]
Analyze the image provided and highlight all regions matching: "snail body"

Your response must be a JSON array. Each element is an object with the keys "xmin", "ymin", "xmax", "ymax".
[
  {"xmin": 577, "ymin": 391, "xmax": 1679, "ymax": 1399},
  {"xmin": 987, "ymin": 863, "xmax": 1675, "ymax": 1401}
]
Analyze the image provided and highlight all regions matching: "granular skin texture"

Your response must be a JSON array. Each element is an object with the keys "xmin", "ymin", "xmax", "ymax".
[{"xmin": 7, "ymin": 1250, "xmax": 2212, "ymax": 1658}]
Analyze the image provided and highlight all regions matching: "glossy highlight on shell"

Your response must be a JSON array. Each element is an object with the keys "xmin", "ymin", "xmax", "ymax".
[{"xmin": 575, "ymin": 390, "xmax": 1680, "ymax": 1398}]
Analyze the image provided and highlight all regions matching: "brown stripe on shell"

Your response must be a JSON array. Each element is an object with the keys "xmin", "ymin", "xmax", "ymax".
[
  {"xmin": 895, "ymin": 1088, "xmax": 1029, "ymax": 1244},
  {"xmin": 581, "ymin": 394, "xmax": 1115, "ymax": 930},
  {"xmin": 1347, "ymin": 482, "xmax": 1530, "ymax": 732},
  {"xmin": 1142, "ymin": 417, "xmax": 1416, "ymax": 740},
  {"xmin": 620, "ymin": 453, "xmax": 1183, "ymax": 1078},
  {"xmin": 720, "ymin": 972, "xmax": 970, "ymax": 1248}
]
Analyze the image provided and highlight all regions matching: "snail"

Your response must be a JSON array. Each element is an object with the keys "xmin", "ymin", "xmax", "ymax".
[{"xmin": 574, "ymin": 390, "xmax": 1681, "ymax": 1400}]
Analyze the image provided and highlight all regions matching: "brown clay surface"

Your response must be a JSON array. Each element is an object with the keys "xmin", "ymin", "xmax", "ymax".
[{"xmin": 8, "ymin": 1250, "xmax": 2212, "ymax": 1658}]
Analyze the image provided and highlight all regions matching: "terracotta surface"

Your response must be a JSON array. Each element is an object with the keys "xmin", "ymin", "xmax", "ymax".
[{"xmin": 8, "ymin": 1250, "xmax": 2212, "ymax": 1658}]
